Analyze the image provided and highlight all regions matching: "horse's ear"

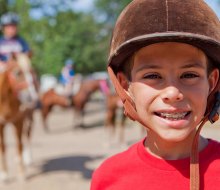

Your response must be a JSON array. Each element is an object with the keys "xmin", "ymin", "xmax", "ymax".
[{"xmin": 10, "ymin": 52, "xmax": 17, "ymax": 60}]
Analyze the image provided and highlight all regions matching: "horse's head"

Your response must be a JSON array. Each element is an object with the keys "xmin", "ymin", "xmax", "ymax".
[
  {"xmin": 0, "ymin": 64, "xmax": 25, "ymax": 117},
  {"xmin": 10, "ymin": 53, "xmax": 31, "ymax": 73},
  {"xmin": 7, "ymin": 62, "xmax": 28, "ymax": 91}
]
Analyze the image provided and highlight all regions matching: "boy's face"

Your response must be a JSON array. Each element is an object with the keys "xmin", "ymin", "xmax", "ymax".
[
  {"xmin": 3, "ymin": 24, "xmax": 18, "ymax": 38},
  {"xmin": 118, "ymin": 42, "xmax": 219, "ymax": 142}
]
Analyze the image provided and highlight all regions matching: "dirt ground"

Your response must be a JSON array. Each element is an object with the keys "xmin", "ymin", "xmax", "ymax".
[{"xmin": 1, "ymin": 99, "xmax": 220, "ymax": 190}]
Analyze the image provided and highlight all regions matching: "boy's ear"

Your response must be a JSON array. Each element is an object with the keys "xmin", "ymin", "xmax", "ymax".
[
  {"xmin": 209, "ymin": 68, "xmax": 219, "ymax": 93},
  {"xmin": 117, "ymin": 72, "xmax": 129, "ymax": 91}
]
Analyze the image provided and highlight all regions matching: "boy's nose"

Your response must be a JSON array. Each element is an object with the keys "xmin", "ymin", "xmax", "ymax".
[{"xmin": 160, "ymin": 86, "xmax": 183, "ymax": 103}]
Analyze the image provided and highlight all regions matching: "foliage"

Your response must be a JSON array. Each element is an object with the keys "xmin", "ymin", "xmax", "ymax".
[
  {"xmin": 1, "ymin": 0, "xmax": 220, "ymax": 76},
  {"xmin": 0, "ymin": 0, "xmax": 132, "ymax": 76},
  {"xmin": 0, "ymin": 0, "xmax": 8, "ymax": 15},
  {"xmin": 23, "ymin": 11, "xmax": 107, "ymax": 76},
  {"xmin": 94, "ymin": 0, "xmax": 131, "ymax": 24}
]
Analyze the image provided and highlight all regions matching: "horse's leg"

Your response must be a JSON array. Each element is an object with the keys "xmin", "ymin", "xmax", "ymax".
[
  {"xmin": 22, "ymin": 111, "xmax": 33, "ymax": 166},
  {"xmin": 80, "ymin": 108, "xmax": 85, "ymax": 127},
  {"xmin": 105, "ymin": 96, "xmax": 117, "ymax": 136},
  {"xmin": 104, "ymin": 104, "xmax": 117, "ymax": 147},
  {"xmin": 73, "ymin": 108, "xmax": 84, "ymax": 129},
  {"xmin": 14, "ymin": 119, "xmax": 26, "ymax": 180},
  {"xmin": 119, "ymin": 111, "xmax": 127, "ymax": 145},
  {"xmin": 0, "ymin": 124, "xmax": 8, "ymax": 182},
  {"xmin": 41, "ymin": 104, "xmax": 52, "ymax": 132}
]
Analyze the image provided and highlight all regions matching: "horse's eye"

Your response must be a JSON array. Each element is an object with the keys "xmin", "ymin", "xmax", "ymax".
[{"xmin": 13, "ymin": 70, "xmax": 22, "ymax": 77}]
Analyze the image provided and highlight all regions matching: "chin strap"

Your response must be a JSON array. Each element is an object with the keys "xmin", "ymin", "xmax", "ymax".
[
  {"xmin": 108, "ymin": 66, "xmax": 144, "ymax": 124},
  {"xmin": 188, "ymin": 90, "xmax": 220, "ymax": 190},
  {"xmin": 190, "ymin": 115, "xmax": 208, "ymax": 190}
]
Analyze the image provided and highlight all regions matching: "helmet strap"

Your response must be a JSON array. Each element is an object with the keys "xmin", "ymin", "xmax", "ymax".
[
  {"xmin": 190, "ymin": 114, "xmax": 208, "ymax": 190},
  {"xmin": 108, "ymin": 66, "xmax": 147, "ymax": 127}
]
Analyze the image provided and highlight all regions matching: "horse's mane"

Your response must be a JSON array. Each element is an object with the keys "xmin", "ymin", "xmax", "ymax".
[{"xmin": 0, "ymin": 69, "xmax": 20, "ymax": 118}]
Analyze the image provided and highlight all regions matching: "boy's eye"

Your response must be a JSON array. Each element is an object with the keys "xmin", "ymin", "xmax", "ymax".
[
  {"xmin": 143, "ymin": 73, "xmax": 162, "ymax": 79},
  {"xmin": 180, "ymin": 73, "xmax": 199, "ymax": 79}
]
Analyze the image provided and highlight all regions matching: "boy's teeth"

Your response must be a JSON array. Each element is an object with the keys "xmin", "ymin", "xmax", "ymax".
[{"xmin": 159, "ymin": 112, "xmax": 188, "ymax": 120}]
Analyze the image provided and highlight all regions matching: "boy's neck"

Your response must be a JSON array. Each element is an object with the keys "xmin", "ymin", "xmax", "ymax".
[{"xmin": 144, "ymin": 132, "xmax": 208, "ymax": 160}]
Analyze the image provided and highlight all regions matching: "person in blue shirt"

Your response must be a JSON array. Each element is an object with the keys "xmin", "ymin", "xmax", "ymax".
[
  {"xmin": 0, "ymin": 12, "xmax": 31, "ymax": 67},
  {"xmin": 60, "ymin": 58, "xmax": 75, "ymax": 96}
]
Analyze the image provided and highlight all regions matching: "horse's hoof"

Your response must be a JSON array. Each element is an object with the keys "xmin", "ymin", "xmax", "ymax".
[
  {"xmin": 23, "ymin": 148, "xmax": 33, "ymax": 166},
  {"xmin": 43, "ymin": 126, "xmax": 50, "ymax": 133},
  {"xmin": 0, "ymin": 171, "xmax": 9, "ymax": 183},
  {"xmin": 73, "ymin": 123, "xmax": 83, "ymax": 130},
  {"xmin": 17, "ymin": 173, "xmax": 27, "ymax": 183}
]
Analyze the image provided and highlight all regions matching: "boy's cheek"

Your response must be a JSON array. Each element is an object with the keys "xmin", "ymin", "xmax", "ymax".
[{"xmin": 128, "ymin": 83, "xmax": 150, "ymax": 104}]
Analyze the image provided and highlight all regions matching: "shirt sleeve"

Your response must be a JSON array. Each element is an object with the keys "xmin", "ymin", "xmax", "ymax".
[{"xmin": 18, "ymin": 36, "xmax": 30, "ymax": 53}]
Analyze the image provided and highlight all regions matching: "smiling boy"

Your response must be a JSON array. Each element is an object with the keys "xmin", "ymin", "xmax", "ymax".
[{"xmin": 91, "ymin": 0, "xmax": 220, "ymax": 190}]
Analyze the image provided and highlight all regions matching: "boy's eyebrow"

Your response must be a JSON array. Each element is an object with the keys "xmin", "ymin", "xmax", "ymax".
[
  {"xmin": 180, "ymin": 62, "xmax": 205, "ymax": 69},
  {"xmin": 135, "ymin": 62, "xmax": 205, "ymax": 72},
  {"xmin": 135, "ymin": 64, "xmax": 161, "ymax": 72}
]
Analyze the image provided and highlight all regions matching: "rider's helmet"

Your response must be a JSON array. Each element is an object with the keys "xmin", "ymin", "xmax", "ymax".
[
  {"xmin": 107, "ymin": 0, "xmax": 220, "ymax": 189},
  {"xmin": 0, "ymin": 12, "xmax": 19, "ymax": 27},
  {"xmin": 65, "ymin": 58, "xmax": 74, "ymax": 67}
]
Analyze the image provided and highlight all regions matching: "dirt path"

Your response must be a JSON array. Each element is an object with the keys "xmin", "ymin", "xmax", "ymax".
[{"xmin": 1, "ymin": 100, "xmax": 220, "ymax": 190}]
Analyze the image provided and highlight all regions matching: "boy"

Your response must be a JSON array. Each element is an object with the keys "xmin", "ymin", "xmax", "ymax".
[{"xmin": 91, "ymin": 0, "xmax": 220, "ymax": 190}]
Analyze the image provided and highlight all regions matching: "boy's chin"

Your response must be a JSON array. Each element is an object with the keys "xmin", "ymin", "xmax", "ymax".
[{"xmin": 149, "ymin": 129, "xmax": 195, "ymax": 143}]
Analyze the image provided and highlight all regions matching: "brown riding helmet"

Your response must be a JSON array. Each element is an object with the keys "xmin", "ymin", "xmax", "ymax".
[{"xmin": 107, "ymin": 0, "xmax": 220, "ymax": 190}]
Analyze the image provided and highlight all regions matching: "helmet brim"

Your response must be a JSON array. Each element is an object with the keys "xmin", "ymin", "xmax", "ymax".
[{"xmin": 108, "ymin": 32, "xmax": 220, "ymax": 72}]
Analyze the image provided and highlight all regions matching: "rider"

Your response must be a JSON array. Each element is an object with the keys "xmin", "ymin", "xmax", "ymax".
[
  {"xmin": 0, "ymin": 12, "xmax": 31, "ymax": 69},
  {"xmin": 60, "ymin": 58, "xmax": 75, "ymax": 96},
  {"xmin": 0, "ymin": 12, "xmax": 39, "ymax": 108}
]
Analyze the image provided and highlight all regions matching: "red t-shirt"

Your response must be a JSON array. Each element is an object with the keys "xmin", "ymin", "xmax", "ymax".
[{"xmin": 91, "ymin": 138, "xmax": 220, "ymax": 190}]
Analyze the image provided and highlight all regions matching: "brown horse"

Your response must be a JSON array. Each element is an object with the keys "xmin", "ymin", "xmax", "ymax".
[
  {"xmin": 40, "ymin": 78, "xmax": 105, "ymax": 131},
  {"xmin": 0, "ymin": 57, "xmax": 34, "ymax": 182}
]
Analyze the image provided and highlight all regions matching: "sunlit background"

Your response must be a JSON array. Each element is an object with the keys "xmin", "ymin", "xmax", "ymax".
[
  {"xmin": 0, "ymin": 1, "xmax": 219, "ymax": 190},
  {"xmin": 0, "ymin": 0, "xmax": 219, "ymax": 76}
]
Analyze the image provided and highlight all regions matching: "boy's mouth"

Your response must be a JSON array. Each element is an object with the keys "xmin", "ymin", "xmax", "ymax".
[{"xmin": 155, "ymin": 111, "xmax": 191, "ymax": 120}]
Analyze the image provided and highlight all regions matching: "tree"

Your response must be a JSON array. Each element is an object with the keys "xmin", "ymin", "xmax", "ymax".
[
  {"xmin": 94, "ymin": 0, "xmax": 131, "ymax": 24},
  {"xmin": 0, "ymin": 0, "xmax": 124, "ymax": 76},
  {"xmin": 0, "ymin": 0, "xmax": 8, "ymax": 15}
]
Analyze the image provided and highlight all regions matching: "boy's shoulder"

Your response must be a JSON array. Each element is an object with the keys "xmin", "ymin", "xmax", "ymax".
[
  {"xmin": 14, "ymin": 35, "xmax": 27, "ymax": 43},
  {"xmin": 204, "ymin": 139, "xmax": 220, "ymax": 164},
  {"xmin": 200, "ymin": 139, "xmax": 220, "ymax": 184},
  {"xmin": 207, "ymin": 139, "xmax": 220, "ymax": 154},
  {"xmin": 91, "ymin": 140, "xmax": 143, "ymax": 189}
]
